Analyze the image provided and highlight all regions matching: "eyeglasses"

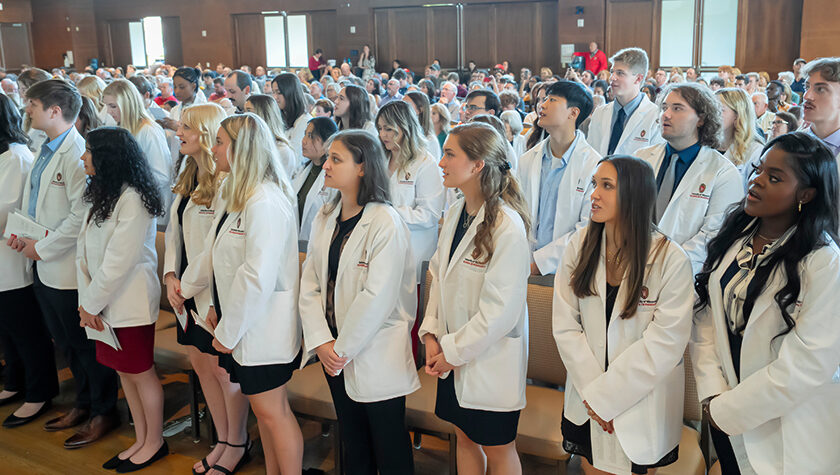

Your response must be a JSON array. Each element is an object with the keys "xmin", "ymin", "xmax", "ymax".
[
  {"xmin": 464, "ymin": 105, "xmax": 486, "ymax": 112},
  {"xmin": 772, "ymin": 120, "xmax": 787, "ymax": 125}
]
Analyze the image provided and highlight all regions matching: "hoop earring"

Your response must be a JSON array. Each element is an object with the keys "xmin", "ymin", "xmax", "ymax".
[{"xmin": 798, "ymin": 201, "xmax": 802, "ymax": 213}]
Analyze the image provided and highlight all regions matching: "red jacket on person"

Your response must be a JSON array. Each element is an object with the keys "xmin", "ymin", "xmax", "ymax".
[{"xmin": 573, "ymin": 49, "xmax": 608, "ymax": 75}]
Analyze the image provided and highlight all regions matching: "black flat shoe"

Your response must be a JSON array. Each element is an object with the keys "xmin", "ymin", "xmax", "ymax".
[
  {"xmin": 210, "ymin": 439, "xmax": 252, "ymax": 475},
  {"xmin": 2, "ymin": 401, "xmax": 52, "ymax": 428},
  {"xmin": 192, "ymin": 440, "xmax": 225, "ymax": 475},
  {"xmin": 103, "ymin": 452, "xmax": 128, "ymax": 470},
  {"xmin": 115, "ymin": 441, "xmax": 169, "ymax": 473},
  {"xmin": 0, "ymin": 392, "xmax": 23, "ymax": 407}
]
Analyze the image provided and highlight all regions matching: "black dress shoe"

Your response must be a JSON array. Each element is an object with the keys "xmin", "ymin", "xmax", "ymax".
[
  {"xmin": 103, "ymin": 453, "xmax": 128, "ymax": 470},
  {"xmin": 115, "ymin": 441, "xmax": 169, "ymax": 473},
  {"xmin": 0, "ymin": 392, "xmax": 23, "ymax": 407},
  {"xmin": 2, "ymin": 401, "xmax": 52, "ymax": 428}
]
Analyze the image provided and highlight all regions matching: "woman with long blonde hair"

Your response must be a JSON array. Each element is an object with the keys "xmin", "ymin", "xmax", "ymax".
[
  {"xmin": 181, "ymin": 113, "xmax": 301, "ymax": 475},
  {"xmin": 163, "ymin": 103, "xmax": 252, "ymax": 475},
  {"xmin": 103, "ymin": 79, "xmax": 173, "ymax": 214},
  {"xmin": 78, "ymin": 75, "xmax": 117, "ymax": 126},
  {"xmin": 243, "ymin": 94, "xmax": 297, "ymax": 179},
  {"xmin": 420, "ymin": 122, "xmax": 531, "ymax": 475},
  {"xmin": 375, "ymin": 100, "xmax": 444, "ymax": 284},
  {"xmin": 716, "ymin": 87, "xmax": 764, "ymax": 186}
]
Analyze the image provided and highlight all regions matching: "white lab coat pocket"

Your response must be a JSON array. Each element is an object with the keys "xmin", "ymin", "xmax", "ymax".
[
  {"xmin": 346, "ymin": 321, "xmax": 414, "ymax": 400},
  {"xmin": 458, "ymin": 336, "xmax": 524, "ymax": 409}
]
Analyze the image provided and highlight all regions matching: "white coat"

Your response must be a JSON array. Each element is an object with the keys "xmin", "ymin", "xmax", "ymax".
[
  {"xmin": 419, "ymin": 200, "xmax": 530, "ymax": 411},
  {"xmin": 163, "ymin": 192, "xmax": 220, "ymax": 330},
  {"xmin": 586, "ymin": 94, "xmax": 663, "ymax": 156},
  {"xmin": 26, "ymin": 128, "xmax": 48, "ymax": 155},
  {"xmin": 553, "ymin": 228, "xmax": 694, "ymax": 465},
  {"xmin": 517, "ymin": 132, "xmax": 602, "ymax": 274},
  {"xmin": 425, "ymin": 132, "xmax": 441, "ymax": 160},
  {"xmin": 76, "ymin": 188, "xmax": 160, "ymax": 327},
  {"xmin": 636, "ymin": 144, "xmax": 744, "ymax": 275},
  {"xmin": 389, "ymin": 152, "xmax": 445, "ymax": 281},
  {"xmin": 291, "ymin": 160, "xmax": 335, "ymax": 242},
  {"xmin": 275, "ymin": 140, "xmax": 298, "ymax": 182},
  {"xmin": 299, "ymin": 202, "xmax": 420, "ymax": 403},
  {"xmin": 286, "ymin": 113, "xmax": 310, "ymax": 172},
  {"xmin": 0, "ymin": 143, "xmax": 34, "ymax": 292},
  {"xmin": 181, "ymin": 182, "xmax": 301, "ymax": 366},
  {"xmin": 690, "ymin": 234, "xmax": 840, "ymax": 475},
  {"xmin": 134, "ymin": 123, "xmax": 174, "ymax": 215},
  {"xmin": 21, "ymin": 126, "xmax": 87, "ymax": 290}
]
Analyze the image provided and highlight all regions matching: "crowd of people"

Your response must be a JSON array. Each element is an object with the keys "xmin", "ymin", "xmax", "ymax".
[{"xmin": 0, "ymin": 41, "xmax": 838, "ymax": 475}]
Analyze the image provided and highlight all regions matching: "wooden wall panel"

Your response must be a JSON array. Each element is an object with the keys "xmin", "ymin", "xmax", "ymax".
[
  {"xmin": 605, "ymin": 0, "xmax": 655, "ymax": 65},
  {"xmin": 800, "ymin": 0, "xmax": 838, "ymax": 60},
  {"xmin": 0, "ymin": 0, "xmax": 33, "ymax": 23},
  {"xmin": 162, "ymin": 16, "xmax": 183, "ymax": 67},
  {"xmin": 537, "ymin": 1, "xmax": 560, "ymax": 73},
  {"xmin": 31, "ymin": 0, "xmax": 72, "ymax": 68},
  {"xmin": 0, "ymin": 23, "xmax": 33, "ymax": 69},
  {"xmin": 735, "ymin": 0, "xmax": 801, "ymax": 78},
  {"xmin": 107, "ymin": 20, "xmax": 132, "ymax": 67},
  {"xmin": 392, "ymin": 7, "xmax": 428, "ymax": 71},
  {"xmin": 463, "ymin": 5, "xmax": 493, "ymax": 68},
  {"xmin": 308, "ymin": 10, "xmax": 336, "ymax": 66},
  {"xmin": 373, "ymin": 9, "xmax": 392, "ymax": 72},
  {"xmin": 495, "ymin": 3, "xmax": 534, "ymax": 69},
  {"xmin": 232, "ymin": 14, "xmax": 265, "ymax": 71},
  {"xmin": 430, "ymin": 7, "xmax": 458, "ymax": 69}
]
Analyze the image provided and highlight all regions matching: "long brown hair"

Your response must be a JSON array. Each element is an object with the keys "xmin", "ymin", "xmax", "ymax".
[
  {"xmin": 448, "ymin": 122, "xmax": 531, "ymax": 263},
  {"xmin": 570, "ymin": 155, "xmax": 667, "ymax": 319}
]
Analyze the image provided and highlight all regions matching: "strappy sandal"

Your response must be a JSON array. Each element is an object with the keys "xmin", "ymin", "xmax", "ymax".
[
  {"xmin": 209, "ymin": 439, "xmax": 252, "ymax": 475},
  {"xmin": 192, "ymin": 440, "xmax": 226, "ymax": 475}
]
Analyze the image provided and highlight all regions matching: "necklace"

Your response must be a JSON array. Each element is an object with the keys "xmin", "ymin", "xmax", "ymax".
[
  {"xmin": 606, "ymin": 248, "xmax": 621, "ymax": 264},
  {"xmin": 756, "ymin": 232, "xmax": 780, "ymax": 242},
  {"xmin": 462, "ymin": 211, "xmax": 476, "ymax": 230}
]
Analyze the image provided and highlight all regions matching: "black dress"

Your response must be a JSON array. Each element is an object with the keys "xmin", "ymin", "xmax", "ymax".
[
  {"xmin": 174, "ymin": 195, "xmax": 218, "ymax": 355},
  {"xmin": 212, "ymin": 212, "xmax": 302, "ymax": 396},
  {"xmin": 560, "ymin": 283, "xmax": 680, "ymax": 473},
  {"xmin": 434, "ymin": 207, "xmax": 521, "ymax": 447}
]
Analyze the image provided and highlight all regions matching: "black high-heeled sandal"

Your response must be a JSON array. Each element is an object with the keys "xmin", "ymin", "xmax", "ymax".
[
  {"xmin": 210, "ymin": 439, "xmax": 252, "ymax": 475},
  {"xmin": 192, "ymin": 440, "xmax": 226, "ymax": 475}
]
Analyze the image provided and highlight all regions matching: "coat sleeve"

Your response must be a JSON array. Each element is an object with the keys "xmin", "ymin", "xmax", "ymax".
[
  {"xmin": 213, "ymin": 199, "xmax": 293, "ymax": 350},
  {"xmin": 34, "ymin": 147, "xmax": 88, "ymax": 262},
  {"xmin": 392, "ymin": 160, "xmax": 444, "ymax": 230},
  {"xmin": 679, "ymin": 165, "xmax": 743, "ymax": 276},
  {"xmin": 333, "ymin": 215, "xmax": 415, "ymax": 362},
  {"xmin": 418, "ymin": 244, "xmax": 442, "ymax": 341},
  {"xmin": 438, "ymin": 220, "xmax": 529, "ymax": 366},
  {"xmin": 162, "ymin": 196, "xmax": 180, "ymax": 278},
  {"xmin": 179, "ymin": 213, "xmax": 217, "ymax": 301},
  {"xmin": 0, "ymin": 149, "xmax": 31, "ymax": 231},
  {"xmin": 711, "ymin": 248, "xmax": 840, "ymax": 436},
  {"xmin": 79, "ymin": 193, "xmax": 154, "ymax": 317},
  {"xmin": 298, "ymin": 216, "xmax": 335, "ymax": 355},
  {"xmin": 552, "ymin": 230, "xmax": 605, "ymax": 392},
  {"xmin": 581, "ymin": 246, "xmax": 694, "ymax": 422}
]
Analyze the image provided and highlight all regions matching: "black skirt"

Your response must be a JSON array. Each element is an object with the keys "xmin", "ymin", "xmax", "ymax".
[
  {"xmin": 218, "ymin": 350, "xmax": 302, "ymax": 396},
  {"xmin": 175, "ymin": 299, "xmax": 220, "ymax": 356},
  {"xmin": 561, "ymin": 416, "xmax": 679, "ymax": 474},
  {"xmin": 434, "ymin": 372, "xmax": 520, "ymax": 446}
]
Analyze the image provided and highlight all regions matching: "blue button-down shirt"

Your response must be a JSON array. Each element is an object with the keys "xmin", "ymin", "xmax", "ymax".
[
  {"xmin": 610, "ymin": 92, "xmax": 644, "ymax": 132},
  {"xmin": 806, "ymin": 126, "xmax": 840, "ymax": 158},
  {"xmin": 28, "ymin": 127, "xmax": 73, "ymax": 218},
  {"xmin": 656, "ymin": 141, "xmax": 702, "ymax": 194},
  {"xmin": 535, "ymin": 135, "xmax": 579, "ymax": 249}
]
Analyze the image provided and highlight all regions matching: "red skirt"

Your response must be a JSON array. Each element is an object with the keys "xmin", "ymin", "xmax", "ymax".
[{"xmin": 95, "ymin": 323, "xmax": 156, "ymax": 374}]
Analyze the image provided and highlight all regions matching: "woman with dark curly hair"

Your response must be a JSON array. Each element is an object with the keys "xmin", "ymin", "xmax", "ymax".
[{"xmin": 76, "ymin": 127, "xmax": 168, "ymax": 472}]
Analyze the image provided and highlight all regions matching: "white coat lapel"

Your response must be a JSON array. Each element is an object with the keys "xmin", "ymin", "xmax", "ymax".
[
  {"xmin": 527, "ymin": 141, "xmax": 545, "ymax": 222},
  {"xmin": 618, "ymin": 95, "xmax": 650, "ymax": 147},
  {"xmin": 445, "ymin": 203, "xmax": 485, "ymax": 278},
  {"xmin": 669, "ymin": 147, "xmax": 708, "ymax": 204},
  {"xmin": 319, "ymin": 204, "xmax": 341, "ymax": 287},
  {"xmin": 708, "ymin": 242, "xmax": 741, "ymax": 384}
]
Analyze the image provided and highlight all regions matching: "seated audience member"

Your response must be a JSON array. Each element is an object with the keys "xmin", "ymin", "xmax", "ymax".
[
  {"xmin": 716, "ymin": 88, "xmax": 765, "ymax": 185},
  {"xmin": 770, "ymin": 110, "xmax": 799, "ymax": 139},
  {"xmin": 430, "ymin": 102, "xmax": 451, "ymax": 152},
  {"xmin": 710, "ymin": 77, "xmax": 725, "ymax": 91},
  {"xmin": 462, "ymin": 89, "xmax": 501, "ymax": 122},
  {"xmin": 752, "ymin": 91, "xmax": 775, "ymax": 137},
  {"xmin": 438, "ymin": 82, "xmax": 461, "ymax": 122},
  {"xmin": 500, "ymin": 109, "xmax": 525, "ymax": 156},
  {"xmin": 380, "ymin": 79, "xmax": 403, "ymax": 107},
  {"xmin": 313, "ymin": 99, "xmax": 334, "ymax": 118},
  {"xmin": 154, "ymin": 78, "xmax": 178, "ymax": 107},
  {"xmin": 209, "ymin": 78, "xmax": 227, "ymax": 102}
]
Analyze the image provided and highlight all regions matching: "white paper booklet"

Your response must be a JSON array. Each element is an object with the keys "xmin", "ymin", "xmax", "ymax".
[
  {"xmin": 3, "ymin": 210, "xmax": 51, "ymax": 240},
  {"xmin": 85, "ymin": 319, "xmax": 122, "ymax": 351}
]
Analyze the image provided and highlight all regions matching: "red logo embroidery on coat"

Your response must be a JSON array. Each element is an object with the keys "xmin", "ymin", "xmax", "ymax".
[
  {"xmin": 699, "ymin": 183, "xmax": 706, "ymax": 193},
  {"xmin": 56, "ymin": 173, "xmax": 62, "ymax": 182},
  {"xmin": 236, "ymin": 218, "xmax": 241, "ymax": 228},
  {"xmin": 640, "ymin": 130, "xmax": 646, "ymax": 138},
  {"xmin": 641, "ymin": 286, "xmax": 649, "ymax": 300}
]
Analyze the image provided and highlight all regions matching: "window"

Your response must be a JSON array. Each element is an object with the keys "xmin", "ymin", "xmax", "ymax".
[
  {"xmin": 264, "ymin": 14, "xmax": 309, "ymax": 68},
  {"xmin": 659, "ymin": 0, "xmax": 695, "ymax": 67},
  {"xmin": 700, "ymin": 0, "xmax": 738, "ymax": 67},
  {"xmin": 127, "ymin": 16, "xmax": 165, "ymax": 67}
]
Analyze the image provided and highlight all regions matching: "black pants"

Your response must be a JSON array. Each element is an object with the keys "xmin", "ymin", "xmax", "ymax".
[
  {"xmin": 710, "ymin": 425, "xmax": 742, "ymax": 475},
  {"xmin": 32, "ymin": 267, "xmax": 118, "ymax": 416},
  {"xmin": 324, "ymin": 369, "xmax": 414, "ymax": 475},
  {"xmin": 0, "ymin": 286, "xmax": 59, "ymax": 402}
]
